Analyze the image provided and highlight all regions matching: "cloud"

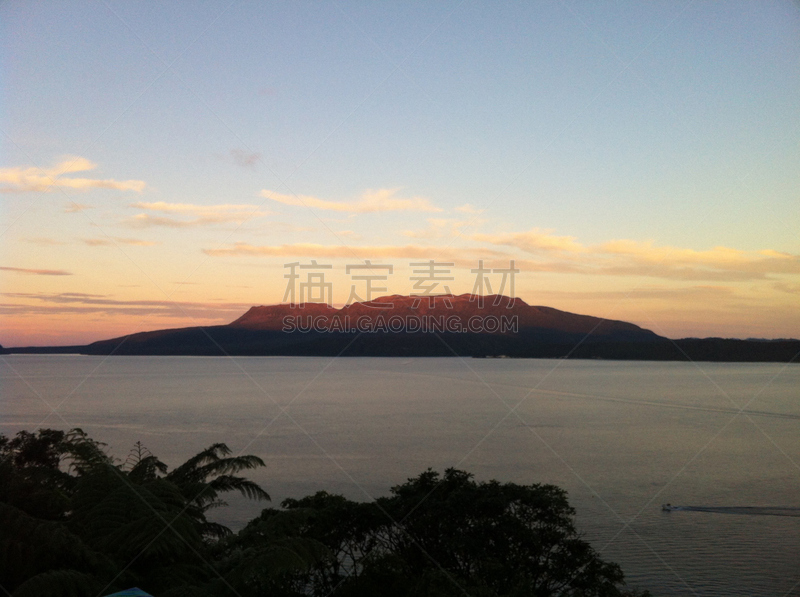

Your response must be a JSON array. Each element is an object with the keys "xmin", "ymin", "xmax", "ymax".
[
  {"xmin": 474, "ymin": 228, "xmax": 800, "ymax": 281},
  {"xmin": 534, "ymin": 285, "xmax": 736, "ymax": 301},
  {"xmin": 0, "ymin": 292, "xmax": 252, "ymax": 319},
  {"xmin": 0, "ymin": 157, "xmax": 145, "ymax": 193},
  {"xmin": 202, "ymin": 242, "xmax": 506, "ymax": 264},
  {"xmin": 25, "ymin": 238, "xmax": 68, "ymax": 246},
  {"xmin": 82, "ymin": 237, "xmax": 159, "ymax": 247},
  {"xmin": 774, "ymin": 282, "xmax": 800, "ymax": 295},
  {"xmin": 592, "ymin": 264, "xmax": 763, "ymax": 281},
  {"xmin": 473, "ymin": 229, "xmax": 586, "ymax": 254},
  {"xmin": 337, "ymin": 230, "xmax": 362, "ymax": 240},
  {"xmin": 594, "ymin": 240, "xmax": 800, "ymax": 279},
  {"xmin": 261, "ymin": 188, "xmax": 442, "ymax": 213},
  {"xmin": 202, "ymin": 220, "xmax": 800, "ymax": 283},
  {"xmin": 230, "ymin": 149, "xmax": 260, "ymax": 169},
  {"xmin": 128, "ymin": 202, "xmax": 269, "ymax": 228},
  {"xmin": 599, "ymin": 240, "xmax": 744, "ymax": 265},
  {"xmin": 126, "ymin": 214, "xmax": 200, "ymax": 228},
  {"xmin": 249, "ymin": 221, "xmax": 316, "ymax": 234},
  {"xmin": 0, "ymin": 266, "xmax": 72, "ymax": 276},
  {"xmin": 65, "ymin": 203, "xmax": 93, "ymax": 213}
]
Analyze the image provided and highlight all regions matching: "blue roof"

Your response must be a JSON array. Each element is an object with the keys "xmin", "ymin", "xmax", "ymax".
[{"xmin": 104, "ymin": 590, "xmax": 153, "ymax": 597}]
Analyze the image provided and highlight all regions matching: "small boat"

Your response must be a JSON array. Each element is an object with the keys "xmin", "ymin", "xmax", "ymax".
[{"xmin": 662, "ymin": 503, "xmax": 674, "ymax": 511}]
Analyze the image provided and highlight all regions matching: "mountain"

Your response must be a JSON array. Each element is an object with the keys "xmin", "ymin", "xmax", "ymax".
[
  {"xmin": 6, "ymin": 295, "xmax": 799, "ymax": 362},
  {"xmin": 230, "ymin": 294, "xmax": 658, "ymax": 339},
  {"xmin": 78, "ymin": 294, "xmax": 659, "ymax": 357}
]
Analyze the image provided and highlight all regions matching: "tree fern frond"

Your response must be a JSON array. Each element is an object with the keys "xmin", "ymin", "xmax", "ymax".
[
  {"xmin": 167, "ymin": 444, "xmax": 232, "ymax": 482},
  {"xmin": 194, "ymin": 455, "xmax": 266, "ymax": 479},
  {"xmin": 199, "ymin": 498, "xmax": 228, "ymax": 511},
  {"xmin": 205, "ymin": 475, "xmax": 270, "ymax": 502},
  {"xmin": 128, "ymin": 455, "xmax": 168, "ymax": 483},
  {"xmin": 123, "ymin": 440, "xmax": 153, "ymax": 469},
  {"xmin": 61, "ymin": 429, "xmax": 113, "ymax": 474}
]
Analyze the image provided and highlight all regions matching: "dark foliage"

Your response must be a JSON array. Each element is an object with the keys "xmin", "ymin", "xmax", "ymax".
[
  {"xmin": 0, "ymin": 429, "xmax": 649, "ymax": 597},
  {"xmin": 0, "ymin": 429, "xmax": 270, "ymax": 596}
]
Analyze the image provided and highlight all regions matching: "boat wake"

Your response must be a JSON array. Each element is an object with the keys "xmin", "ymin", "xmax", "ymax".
[{"xmin": 662, "ymin": 505, "xmax": 800, "ymax": 517}]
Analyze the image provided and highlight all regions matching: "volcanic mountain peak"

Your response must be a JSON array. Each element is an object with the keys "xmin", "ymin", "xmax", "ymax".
[
  {"xmin": 12, "ymin": 295, "xmax": 797, "ymax": 361},
  {"xmin": 230, "ymin": 294, "xmax": 514, "ymax": 328},
  {"xmin": 229, "ymin": 294, "xmax": 658, "ymax": 338}
]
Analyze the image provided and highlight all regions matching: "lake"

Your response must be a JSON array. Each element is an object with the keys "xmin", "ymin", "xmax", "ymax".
[{"xmin": 1, "ymin": 355, "xmax": 798, "ymax": 596}]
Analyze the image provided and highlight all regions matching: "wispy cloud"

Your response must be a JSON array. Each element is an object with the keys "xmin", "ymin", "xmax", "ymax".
[
  {"xmin": 127, "ymin": 201, "xmax": 269, "ymax": 228},
  {"xmin": 474, "ymin": 229, "xmax": 800, "ymax": 281},
  {"xmin": 473, "ymin": 228, "xmax": 586, "ymax": 254},
  {"xmin": 0, "ymin": 157, "xmax": 145, "ymax": 193},
  {"xmin": 0, "ymin": 266, "xmax": 72, "ymax": 276},
  {"xmin": 0, "ymin": 292, "xmax": 252, "ymax": 319},
  {"xmin": 230, "ymin": 149, "xmax": 260, "ymax": 169},
  {"xmin": 261, "ymin": 188, "xmax": 442, "ymax": 213},
  {"xmin": 337, "ymin": 230, "xmax": 362, "ymax": 240},
  {"xmin": 25, "ymin": 238, "xmax": 68, "ymax": 246},
  {"xmin": 207, "ymin": 229, "xmax": 800, "ymax": 283},
  {"xmin": 596, "ymin": 242, "xmax": 800, "ymax": 280},
  {"xmin": 534, "ymin": 285, "xmax": 737, "ymax": 301},
  {"xmin": 64, "ymin": 203, "xmax": 93, "ymax": 213},
  {"xmin": 203, "ymin": 242, "xmax": 505, "ymax": 264},
  {"xmin": 82, "ymin": 237, "xmax": 159, "ymax": 247},
  {"xmin": 774, "ymin": 282, "xmax": 800, "ymax": 295}
]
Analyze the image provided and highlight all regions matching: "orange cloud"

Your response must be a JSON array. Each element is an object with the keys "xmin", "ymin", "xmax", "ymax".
[
  {"xmin": 24, "ymin": 238, "xmax": 68, "ymax": 246},
  {"xmin": 0, "ymin": 292, "xmax": 251, "ymax": 319},
  {"xmin": 82, "ymin": 237, "xmax": 159, "ymax": 247},
  {"xmin": 473, "ymin": 229, "xmax": 586, "ymax": 253},
  {"xmin": 203, "ymin": 242, "xmax": 506, "ymax": 265},
  {"xmin": 0, "ymin": 266, "xmax": 72, "ymax": 276},
  {"xmin": 64, "ymin": 203, "xmax": 93, "ymax": 213},
  {"xmin": 594, "ymin": 240, "xmax": 800, "ymax": 279},
  {"xmin": 200, "ymin": 236, "xmax": 800, "ymax": 282},
  {"xmin": 336, "ymin": 230, "xmax": 362, "ymax": 240},
  {"xmin": 534, "ymin": 285, "xmax": 736, "ymax": 301},
  {"xmin": 0, "ymin": 157, "xmax": 145, "ymax": 193},
  {"xmin": 128, "ymin": 202, "xmax": 269, "ymax": 227},
  {"xmin": 261, "ymin": 188, "xmax": 442, "ymax": 213},
  {"xmin": 473, "ymin": 229, "xmax": 800, "ymax": 281}
]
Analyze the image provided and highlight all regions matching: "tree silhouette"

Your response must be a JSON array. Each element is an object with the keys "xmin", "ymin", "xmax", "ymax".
[
  {"xmin": 0, "ymin": 429, "xmax": 271, "ymax": 596},
  {"xmin": 1, "ymin": 430, "xmax": 649, "ymax": 597}
]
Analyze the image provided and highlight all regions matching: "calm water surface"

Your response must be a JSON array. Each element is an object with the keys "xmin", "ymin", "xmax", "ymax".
[{"xmin": 2, "ymin": 356, "xmax": 798, "ymax": 596}]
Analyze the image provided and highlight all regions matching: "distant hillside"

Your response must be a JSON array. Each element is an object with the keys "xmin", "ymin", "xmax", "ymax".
[
  {"xmin": 230, "ymin": 294, "xmax": 659, "ymax": 339},
  {"xmin": 6, "ymin": 295, "xmax": 799, "ymax": 362}
]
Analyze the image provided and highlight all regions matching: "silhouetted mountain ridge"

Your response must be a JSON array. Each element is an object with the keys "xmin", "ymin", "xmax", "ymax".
[
  {"xmin": 230, "ymin": 294, "xmax": 658, "ymax": 338},
  {"xmin": 5, "ymin": 295, "xmax": 799, "ymax": 362}
]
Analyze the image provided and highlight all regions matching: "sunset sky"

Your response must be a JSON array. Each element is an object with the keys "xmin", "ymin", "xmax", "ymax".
[{"xmin": 2, "ymin": 1, "xmax": 799, "ymax": 346}]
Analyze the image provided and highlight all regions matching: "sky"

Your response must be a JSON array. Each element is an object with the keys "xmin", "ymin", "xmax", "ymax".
[{"xmin": 1, "ymin": 0, "xmax": 799, "ymax": 346}]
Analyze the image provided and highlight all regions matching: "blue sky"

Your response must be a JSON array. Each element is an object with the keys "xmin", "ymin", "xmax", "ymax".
[{"xmin": 2, "ymin": 1, "xmax": 799, "ymax": 344}]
